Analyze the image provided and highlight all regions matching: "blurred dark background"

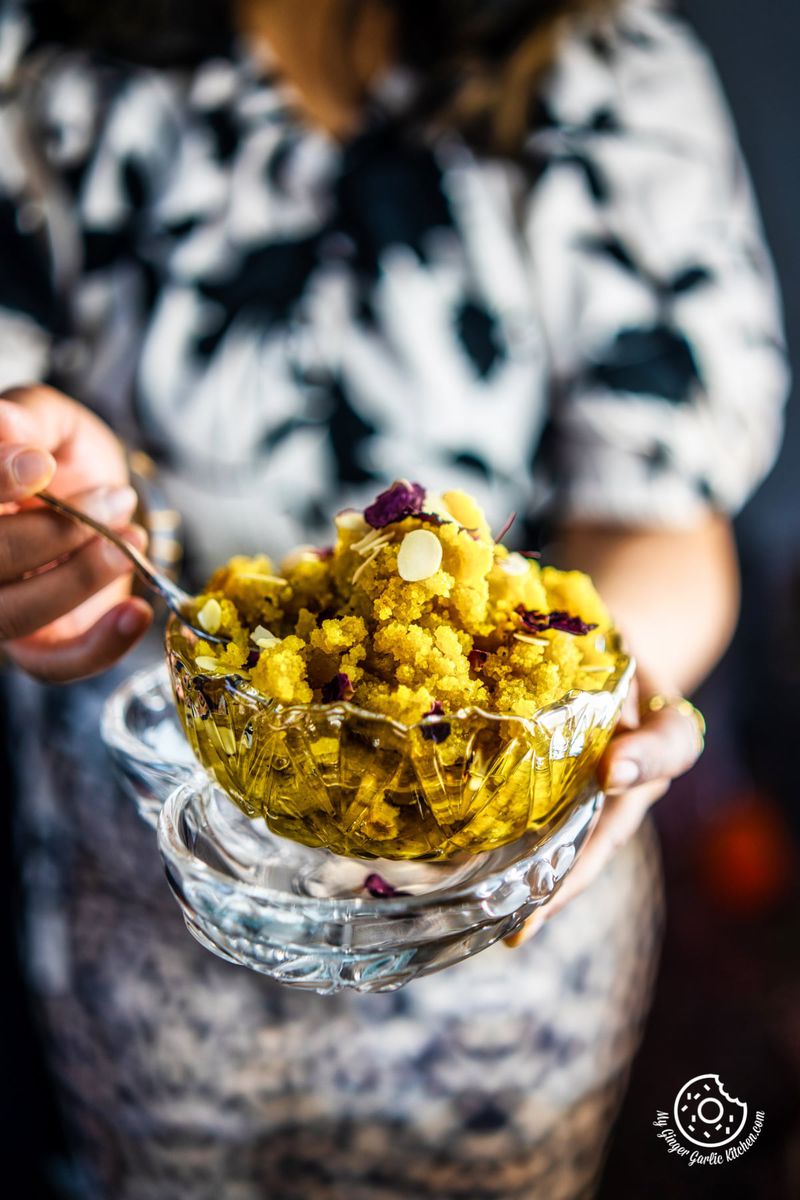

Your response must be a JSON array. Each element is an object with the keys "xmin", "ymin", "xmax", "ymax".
[
  {"xmin": 2, "ymin": 1, "xmax": 799, "ymax": 1196},
  {"xmin": 600, "ymin": 1, "xmax": 800, "ymax": 1196}
]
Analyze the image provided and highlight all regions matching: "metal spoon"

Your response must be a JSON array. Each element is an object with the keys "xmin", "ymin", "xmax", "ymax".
[{"xmin": 36, "ymin": 490, "xmax": 230, "ymax": 645}]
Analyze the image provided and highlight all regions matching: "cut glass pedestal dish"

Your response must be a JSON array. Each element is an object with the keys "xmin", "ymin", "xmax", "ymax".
[{"xmin": 103, "ymin": 658, "xmax": 631, "ymax": 992}]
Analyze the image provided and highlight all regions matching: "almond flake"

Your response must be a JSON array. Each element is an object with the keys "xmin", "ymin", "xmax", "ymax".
[
  {"xmin": 251, "ymin": 624, "xmax": 279, "ymax": 648},
  {"xmin": 397, "ymin": 529, "xmax": 442, "ymax": 582},
  {"xmin": 352, "ymin": 544, "xmax": 383, "ymax": 584},
  {"xmin": 500, "ymin": 553, "xmax": 529, "ymax": 576},
  {"xmin": 335, "ymin": 509, "xmax": 368, "ymax": 533},
  {"xmin": 197, "ymin": 598, "xmax": 222, "ymax": 634},
  {"xmin": 234, "ymin": 571, "xmax": 287, "ymax": 585},
  {"xmin": 351, "ymin": 528, "xmax": 392, "ymax": 555},
  {"xmin": 195, "ymin": 654, "xmax": 224, "ymax": 672}
]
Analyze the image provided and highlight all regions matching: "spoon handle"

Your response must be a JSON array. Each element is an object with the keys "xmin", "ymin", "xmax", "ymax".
[{"xmin": 36, "ymin": 489, "xmax": 190, "ymax": 613}]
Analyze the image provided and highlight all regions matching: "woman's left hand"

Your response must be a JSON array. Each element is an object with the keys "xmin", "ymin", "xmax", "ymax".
[{"xmin": 505, "ymin": 671, "xmax": 704, "ymax": 946}]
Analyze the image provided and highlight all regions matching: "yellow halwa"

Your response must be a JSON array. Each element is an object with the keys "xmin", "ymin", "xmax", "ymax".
[{"xmin": 187, "ymin": 482, "xmax": 617, "ymax": 723}]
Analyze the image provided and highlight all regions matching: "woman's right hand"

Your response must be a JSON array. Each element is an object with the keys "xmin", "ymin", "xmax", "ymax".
[{"xmin": 0, "ymin": 384, "xmax": 153, "ymax": 682}]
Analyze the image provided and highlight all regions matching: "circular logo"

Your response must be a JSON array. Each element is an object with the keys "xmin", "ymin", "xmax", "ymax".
[{"xmin": 673, "ymin": 1074, "xmax": 748, "ymax": 1148}]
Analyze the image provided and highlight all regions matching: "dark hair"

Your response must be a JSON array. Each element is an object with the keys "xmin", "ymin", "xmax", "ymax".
[{"xmin": 29, "ymin": 0, "xmax": 616, "ymax": 152}]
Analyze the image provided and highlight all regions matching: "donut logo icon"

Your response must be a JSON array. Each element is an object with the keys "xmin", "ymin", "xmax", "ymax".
[{"xmin": 673, "ymin": 1074, "xmax": 748, "ymax": 1148}]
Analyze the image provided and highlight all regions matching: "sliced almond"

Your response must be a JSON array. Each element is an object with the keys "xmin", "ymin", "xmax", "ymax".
[
  {"xmin": 251, "ymin": 624, "xmax": 280, "ymax": 648},
  {"xmin": 195, "ymin": 654, "xmax": 224, "ymax": 672},
  {"xmin": 335, "ymin": 508, "xmax": 368, "ymax": 533},
  {"xmin": 280, "ymin": 545, "xmax": 319, "ymax": 572},
  {"xmin": 500, "ymin": 553, "xmax": 529, "ymax": 576},
  {"xmin": 197, "ymin": 597, "xmax": 222, "ymax": 634},
  {"xmin": 351, "ymin": 527, "xmax": 392, "ymax": 555},
  {"xmin": 233, "ymin": 571, "xmax": 287, "ymax": 585},
  {"xmin": 397, "ymin": 529, "xmax": 442, "ymax": 582}
]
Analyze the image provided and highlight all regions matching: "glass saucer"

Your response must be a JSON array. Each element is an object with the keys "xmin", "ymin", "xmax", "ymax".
[{"xmin": 158, "ymin": 774, "xmax": 602, "ymax": 993}]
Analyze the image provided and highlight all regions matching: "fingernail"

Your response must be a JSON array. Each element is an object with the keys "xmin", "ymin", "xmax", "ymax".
[
  {"xmin": 505, "ymin": 908, "xmax": 545, "ymax": 948},
  {"xmin": 607, "ymin": 759, "xmax": 640, "ymax": 789},
  {"xmin": 82, "ymin": 485, "xmax": 138, "ymax": 523},
  {"xmin": 12, "ymin": 448, "xmax": 54, "ymax": 487},
  {"xmin": 116, "ymin": 605, "xmax": 148, "ymax": 638}
]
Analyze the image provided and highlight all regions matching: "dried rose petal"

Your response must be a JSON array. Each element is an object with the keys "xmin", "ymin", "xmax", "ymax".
[
  {"xmin": 422, "ymin": 723, "xmax": 451, "ymax": 743},
  {"xmin": 494, "ymin": 511, "xmax": 517, "ymax": 544},
  {"xmin": 364, "ymin": 480, "xmax": 425, "ymax": 528},
  {"xmin": 421, "ymin": 700, "xmax": 451, "ymax": 742},
  {"xmin": 364, "ymin": 872, "xmax": 410, "ymax": 898},
  {"xmin": 547, "ymin": 610, "xmax": 598, "ymax": 636},
  {"xmin": 515, "ymin": 605, "xmax": 550, "ymax": 633},
  {"xmin": 514, "ymin": 604, "xmax": 597, "ymax": 637},
  {"xmin": 246, "ymin": 648, "xmax": 260, "ymax": 669},
  {"xmin": 321, "ymin": 672, "xmax": 355, "ymax": 702},
  {"xmin": 415, "ymin": 511, "xmax": 446, "ymax": 527},
  {"xmin": 468, "ymin": 648, "xmax": 489, "ymax": 671},
  {"xmin": 520, "ymin": 549, "xmax": 541, "ymax": 559},
  {"xmin": 316, "ymin": 545, "xmax": 334, "ymax": 559}
]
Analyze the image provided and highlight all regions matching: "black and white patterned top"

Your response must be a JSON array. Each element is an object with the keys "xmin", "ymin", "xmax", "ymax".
[
  {"xmin": 0, "ymin": 0, "xmax": 788, "ymax": 576},
  {"xmin": 2, "ymin": 6, "xmax": 785, "ymax": 1194}
]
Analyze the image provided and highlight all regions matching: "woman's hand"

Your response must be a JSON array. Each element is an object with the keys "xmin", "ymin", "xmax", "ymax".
[
  {"xmin": 506, "ymin": 670, "xmax": 703, "ymax": 946},
  {"xmin": 0, "ymin": 384, "xmax": 153, "ymax": 682}
]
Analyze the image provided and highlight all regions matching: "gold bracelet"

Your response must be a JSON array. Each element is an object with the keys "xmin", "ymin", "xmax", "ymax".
[{"xmin": 641, "ymin": 693, "xmax": 706, "ymax": 749}]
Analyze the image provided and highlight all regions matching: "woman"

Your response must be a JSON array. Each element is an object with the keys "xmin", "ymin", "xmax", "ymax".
[{"xmin": 0, "ymin": 0, "xmax": 787, "ymax": 1196}]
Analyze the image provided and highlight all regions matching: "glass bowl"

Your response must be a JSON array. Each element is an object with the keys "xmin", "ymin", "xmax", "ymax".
[
  {"xmin": 165, "ymin": 617, "xmax": 633, "ymax": 861},
  {"xmin": 101, "ymin": 662, "xmax": 200, "ymax": 826},
  {"xmin": 101, "ymin": 663, "xmax": 617, "ymax": 991},
  {"xmin": 157, "ymin": 772, "xmax": 604, "ymax": 992}
]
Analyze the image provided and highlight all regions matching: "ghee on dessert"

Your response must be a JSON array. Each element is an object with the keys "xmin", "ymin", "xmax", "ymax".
[{"xmin": 169, "ymin": 482, "xmax": 628, "ymax": 859}]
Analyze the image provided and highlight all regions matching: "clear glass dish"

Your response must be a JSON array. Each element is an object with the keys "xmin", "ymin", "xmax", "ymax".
[
  {"xmin": 101, "ymin": 662, "xmax": 200, "ymax": 827},
  {"xmin": 102, "ymin": 663, "xmax": 626, "ymax": 992},
  {"xmin": 165, "ymin": 618, "xmax": 632, "ymax": 861},
  {"xmin": 157, "ymin": 772, "xmax": 604, "ymax": 992}
]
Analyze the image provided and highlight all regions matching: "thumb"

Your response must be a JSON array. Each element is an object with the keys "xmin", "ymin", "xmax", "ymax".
[{"xmin": 0, "ymin": 443, "xmax": 56, "ymax": 502}]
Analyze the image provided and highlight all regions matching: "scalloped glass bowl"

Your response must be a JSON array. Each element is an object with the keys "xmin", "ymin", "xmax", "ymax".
[{"xmin": 165, "ymin": 617, "xmax": 633, "ymax": 861}]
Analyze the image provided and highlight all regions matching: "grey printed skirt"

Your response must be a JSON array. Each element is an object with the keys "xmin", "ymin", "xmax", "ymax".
[{"xmin": 9, "ymin": 656, "xmax": 663, "ymax": 1200}]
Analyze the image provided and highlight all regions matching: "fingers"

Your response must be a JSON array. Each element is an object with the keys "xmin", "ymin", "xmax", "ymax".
[
  {"xmin": 617, "ymin": 672, "xmax": 641, "ymax": 731},
  {"xmin": 0, "ymin": 387, "xmax": 128, "ymax": 501},
  {"xmin": 0, "ymin": 525, "xmax": 145, "ymax": 641},
  {"xmin": 7, "ymin": 598, "xmax": 153, "ymax": 682},
  {"xmin": 0, "ymin": 484, "xmax": 138, "ymax": 580},
  {"xmin": 506, "ymin": 673, "xmax": 705, "ymax": 949},
  {"xmin": 0, "ymin": 386, "xmax": 80, "ymax": 455},
  {"xmin": 600, "ymin": 702, "xmax": 703, "ymax": 792},
  {"xmin": 504, "ymin": 908, "xmax": 546, "ymax": 949},
  {"xmin": 0, "ymin": 443, "xmax": 56, "ymax": 502}
]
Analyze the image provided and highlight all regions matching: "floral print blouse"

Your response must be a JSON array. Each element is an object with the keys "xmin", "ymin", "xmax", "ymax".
[{"xmin": 0, "ymin": 0, "xmax": 788, "ymax": 575}]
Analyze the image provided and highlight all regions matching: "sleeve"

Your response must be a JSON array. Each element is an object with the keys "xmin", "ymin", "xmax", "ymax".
[
  {"xmin": 0, "ymin": 0, "xmax": 181, "ymax": 398},
  {"xmin": 0, "ymin": 1, "xmax": 58, "ymax": 388},
  {"xmin": 526, "ymin": 0, "xmax": 790, "ymax": 526}
]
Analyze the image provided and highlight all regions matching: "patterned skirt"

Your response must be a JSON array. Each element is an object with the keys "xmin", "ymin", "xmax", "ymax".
[{"xmin": 9, "ymin": 659, "xmax": 663, "ymax": 1200}]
